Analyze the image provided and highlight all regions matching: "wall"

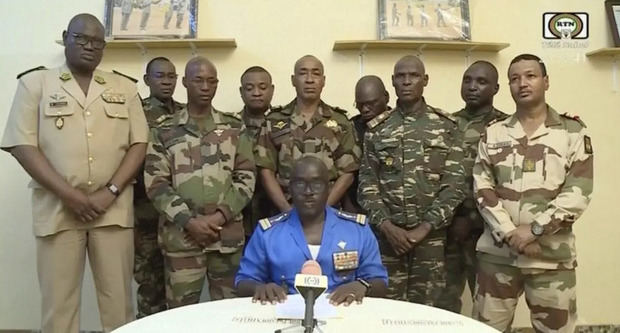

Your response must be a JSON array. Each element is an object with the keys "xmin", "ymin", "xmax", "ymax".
[{"xmin": 0, "ymin": 0, "xmax": 618, "ymax": 330}]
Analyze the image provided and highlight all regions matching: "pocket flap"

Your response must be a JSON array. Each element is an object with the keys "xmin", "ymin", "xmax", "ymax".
[{"xmin": 104, "ymin": 103, "xmax": 129, "ymax": 119}]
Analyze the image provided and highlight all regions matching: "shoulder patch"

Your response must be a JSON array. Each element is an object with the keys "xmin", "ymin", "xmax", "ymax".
[
  {"xmin": 112, "ymin": 70, "xmax": 138, "ymax": 83},
  {"xmin": 16, "ymin": 66, "xmax": 46, "ymax": 79},
  {"xmin": 258, "ymin": 211, "xmax": 290, "ymax": 230},
  {"xmin": 335, "ymin": 210, "xmax": 367, "ymax": 225},
  {"xmin": 561, "ymin": 112, "xmax": 587, "ymax": 128},
  {"xmin": 430, "ymin": 107, "xmax": 456, "ymax": 123},
  {"xmin": 367, "ymin": 108, "xmax": 395, "ymax": 130}
]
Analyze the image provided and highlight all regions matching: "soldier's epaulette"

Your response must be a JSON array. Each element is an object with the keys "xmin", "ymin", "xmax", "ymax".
[
  {"xmin": 486, "ymin": 116, "xmax": 506, "ymax": 128},
  {"xmin": 332, "ymin": 106, "xmax": 348, "ymax": 115},
  {"xmin": 430, "ymin": 106, "xmax": 456, "ymax": 123},
  {"xmin": 155, "ymin": 114, "xmax": 175, "ymax": 126},
  {"xmin": 112, "ymin": 70, "xmax": 138, "ymax": 83},
  {"xmin": 335, "ymin": 210, "xmax": 367, "ymax": 225},
  {"xmin": 367, "ymin": 108, "xmax": 395, "ymax": 129},
  {"xmin": 269, "ymin": 105, "xmax": 284, "ymax": 113},
  {"xmin": 16, "ymin": 66, "xmax": 46, "ymax": 79},
  {"xmin": 258, "ymin": 211, "xmax": 290, "ymax": 231},
  {"xmin": 561, "ymin": 112, "xmax": 587, "ymax": 128}
]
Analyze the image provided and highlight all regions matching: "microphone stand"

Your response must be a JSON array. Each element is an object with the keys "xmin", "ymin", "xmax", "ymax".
[{"xmin": 274, "ymin": 289, "xmax": 325, "ymax": 333}]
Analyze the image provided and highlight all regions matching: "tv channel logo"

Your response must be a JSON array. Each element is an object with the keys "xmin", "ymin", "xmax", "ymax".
[{"xmin": 543, "ymin": 13, "xmax": 588, "ymax": 39}]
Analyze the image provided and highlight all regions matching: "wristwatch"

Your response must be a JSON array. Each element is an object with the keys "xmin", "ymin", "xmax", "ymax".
[
  {"xmin": 106, "ymin": 183, "xmax": 120, "ymax": 197},
  {"xmin": 530, "ymin": 221, "xmax": 544, "ymax": 237},
  {"xmin": 356, "ymin": 278, "xmax": 371, "ymax": 295}
]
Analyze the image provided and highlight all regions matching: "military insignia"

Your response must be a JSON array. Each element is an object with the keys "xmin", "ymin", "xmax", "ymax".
[
  {"xmin": 273, "ymin": 120, "xmax": 287, "ymax": 130},
  {"xmin": 325, "ymin": 119, "xmax": 338, "ymax": 128},
  {"xmin": 214, "ymin": 129, "xmax": 224, "ymax": 137},
  {"xmin": 50, "ymin": 93, "xmax": 66, "ymax": 101},
  {"xmin": 385, "ymin": 156, "xmax": 393, "ymax": 166},
  {"xmin": 94, "ymin": 75, "xmax": 106, "ymax": 85},
  {"xmin": 112, "ymin": 70, "xmax": 138, "ymax": 83},
  {"xmin": 156, "ymin": 114, "xmax": 173, "ymax": 124},
  {"xmin": 523, "ymin": 159, "xmax": 536, "ymax": 172},
  {"xmin": 367, "ymin": 108, "xmax": 395, "ymax": 129},
  {"xmin": 335, "ymin": 210, "xmax": 366, "ymax": 225},
  {"xmin": 426, "ymin": 172, "xmax": 441, "ymax": 181},
  {"xmin": 55, "ymin": 117, "xmax": 64, "ymax": 129},
  {"xmin": 337, "ymin": 241, "xmax": 346, "ymax": 250},
  {"xmin": 101, "ymin": 92, "xmax": 126, "ymax": 104},
  {"xmin": 16, "ymin": 66, "xmax": 46, "ymax": 79},
  {"xmin": 333, "ymin": 251, "xmax": 359, "ymax": 271},
  {"xmin": 49, "ymin": 101, "xmax": 68, "ymax": 108},
  {"xmin": 488, "ymin": 141, "xmax": 512, "ymax": 149},
  {"xmin": 561, "ymin": 112, "xmax": 587, "ymax": 127},
  {"xmin": 59, "ymin": 72, "xmax": 71, "ymax": 81},
  {"xmin": 584, "ymin": 135, "xmax": 593, "ymax": 154},
  {"xmin": 258, "ymin": 211, "xmax": 289, "ymax": 231}
]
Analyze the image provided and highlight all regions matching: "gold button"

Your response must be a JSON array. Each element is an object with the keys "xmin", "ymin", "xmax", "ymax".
[
  {"xmin": 87, "ymin": 132, "xmax": 93, "ymax": 137},
  {"xmin": 85, "ymin": 111, "xmax": 91, "ymax": 116},
  {"xmin": 88, "ymin": 157, "xmax": 94, "ymax": 163},
  {"xmin": 87, "ymin": 180, "xmax": 93, "ymax": 186}
]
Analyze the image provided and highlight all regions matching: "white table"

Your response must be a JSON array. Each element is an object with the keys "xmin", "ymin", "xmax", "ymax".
[{"xmin": 113, "ymin": 297, "xmax": 500, "ymax": 333}]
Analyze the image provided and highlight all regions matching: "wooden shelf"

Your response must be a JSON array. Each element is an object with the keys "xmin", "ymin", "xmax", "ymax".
[
  {"xmin": 586, "ymin": 48, "xmax": 620, "ymax": 57},
  {"xmin": 333, "ymin": 39, "xmax": 509, "ymax": 52},
  {"xmin": 55, "ymin": 38, "xmax": 237, "ymax": 50}
]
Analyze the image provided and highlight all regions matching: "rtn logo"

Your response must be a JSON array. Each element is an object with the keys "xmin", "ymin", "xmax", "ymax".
[{"xmin": 543, "ymin": 13, "xmax": 589, "ymax": 39}]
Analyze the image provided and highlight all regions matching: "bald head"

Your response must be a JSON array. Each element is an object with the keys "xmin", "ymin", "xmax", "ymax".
[
  {"xmin": 292, "ymin": 156, "xmax": 328, "ymax": 181},
  {"xmin": 183, "ymin": 56, "xmax": 218, "ymax": 108},
  {"xmin": 461, "ymin": 60, "xmax": 499, "ymax": 109},
  {"xmin": 185, "ymin": 56, "xmax": 217, "ymax": 77},
  {"xmin": 63, "ymin": 13, "xmax": 105, "ymax": 73},
  {"xmin": 394, "ymin": 55, "xmax": 425, "ymax": 75},
  {"xmin": 67, "ymin": 13, "xmax": 104, "ymax": 33},
  {"xmin": 355, "ymin": 75, "xmax": 389, "ymax": 121},
  {"xmin": 392, "ymin": 55, "xmax": 428, "ymax": 105},
  {"xmin": 294, "ymin": 55, "xmax": 324, "ymax": 74},
  {"xmin": 292, "ymin": 55, "xmax": 325, "ymax": 102}
]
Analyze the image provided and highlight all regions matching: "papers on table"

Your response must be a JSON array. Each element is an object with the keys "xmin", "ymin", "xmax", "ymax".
[{"xmin": 275, "ymin": 293, "xmax": 337, "ymax": 320}]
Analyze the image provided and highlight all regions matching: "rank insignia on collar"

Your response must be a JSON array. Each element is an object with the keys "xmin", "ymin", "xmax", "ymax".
[
  {"xmin": 325, "ymin": 119, "xmax": 338, "ymax": 128},
  {"xmin": 59, "ymin": 72, "xmax": 71, "ymax": 81},
  {"xmin": 273, "ymin": 120, "xmax": 287, "ymax": 129},
  {"xmin": 94, "ymin": 75, "xmax": 106, "ymax": 84},
  {"xmin": 385, "ymin": 156, "xmax": 394, "ymax": 166},
  {"xmin": 49, "ymin": 93, "xmax": 66, "ymax": 101},
  {"xmin": 523, "ymin": 159, "xmax": 536, "ymax": 172},
  {"xmin": 214, "ymin": 129, "xmax": 224, "ymax": 137}
]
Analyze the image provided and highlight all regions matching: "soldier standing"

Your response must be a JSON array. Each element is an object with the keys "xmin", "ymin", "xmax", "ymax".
[
  {"xmin": 238, "ymin": 66, "xmax": 275, "ymax": 236},
  {"xmin": 134, "ymin": 57, "xmax": 184, "ymax": 318},
  {"xmin": 436, "ymin": 61, "xmax": 507, "ymax": 313},
  {"xmin": 359, "ymin": 55, "xmax": 466, "ymax": 306},
  {"xmin": 144, "ymin": 56, "xmax": 255, "ymax": 308},
  {"xmin": 473, "ymin": 54, "xmax": 593, "ymax": 332},
  {"xmin": 1, "ymin": 14, "xmax": 148, "ymax": 332},
  {"xmin": 255, "ymin": 55, "xmax": 360, "ymax": 213}
]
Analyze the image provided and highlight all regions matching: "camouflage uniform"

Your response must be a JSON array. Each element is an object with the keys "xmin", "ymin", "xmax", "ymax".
[
  {"xmin": 436, "ymin": 107, "xmax": 507, "ymax": 313},
  {"xmin": 134, "ymin": 96, "xmax": 184, "ymax": 317},
  {"xmin": 254, "ymin": 99, "xmax": 360, "ymax": 201},
  {"xmin": 472, "ymin": 106, "xmax": 593, "ymax": 332},
  {"xmin": 144, "ymin": 107, "xmax": 255, "ymax": 308},
  {"xmin": 240, "ymin": 107, "xmax": 271, "ymax": 236},
  {"xmin": 359, "ymin": 99, "xmax": 466, "ymax": 306}
]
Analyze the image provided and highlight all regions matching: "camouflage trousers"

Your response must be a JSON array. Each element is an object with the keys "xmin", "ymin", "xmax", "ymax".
[
  {"xmin": 379, "ymin": 228, "xmax": 446, "ymax": 306},
  {"xmin": 436, "ymin": 233, "xmax": 480, "ymax": 313},
  {"xmin": 164, "ymin": 250, "xmax": 242, "ymax": 309},
  {"xmin": 134, "ymin": 205, "xmax": 166, "ymax": 318},
  {"xmin": 473, "ymin": 257, "xmax": 577, "ymax": 333}
]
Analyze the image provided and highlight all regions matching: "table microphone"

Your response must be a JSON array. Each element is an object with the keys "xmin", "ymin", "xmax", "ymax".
[{"xmin": 294, "ymin": 260, "xmax": 328, "ymax": 333}]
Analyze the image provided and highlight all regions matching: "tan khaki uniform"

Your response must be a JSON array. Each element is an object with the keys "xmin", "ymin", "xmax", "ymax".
[{"xmin": 1, "ymin": 64, "xmax": 148, "ymax": 333}]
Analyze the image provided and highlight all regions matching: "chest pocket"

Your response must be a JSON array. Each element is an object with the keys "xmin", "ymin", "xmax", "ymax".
[
  {"xmin": 42, "ymin": 97, "xmax": 76, "ymax": 129},
  {"xmin": 423, "ymin": 138, "xmax": 449, "ymax": 174},
  {"xmin": 164, "ymin": 136, "xmax": 196, "ymax": 188},
  {"xmin": 375, "ymin": 140, "xmax": 402, "ymax": 174},
  {"xmin": 202, "ymin": 127, "xmax": 240, "ymax": 183}
]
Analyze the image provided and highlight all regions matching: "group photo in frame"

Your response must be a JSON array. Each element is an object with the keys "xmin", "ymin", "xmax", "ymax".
[
  {"xmin": 378, "ymin": 0, "xmax": 470, "ymax": 40},
  {"xmin": 605, "ymin": 0, "xmax": 620, "ymax": 46},
  {"xmin": 104, "ymin": 0, "xmax": 198, "ymax": 40}
]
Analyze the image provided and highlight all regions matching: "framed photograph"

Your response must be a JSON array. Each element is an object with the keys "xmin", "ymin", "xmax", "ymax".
[
  {"xmin": 378, "ymin": 0, "xmax": 470, "ymax": 40},
  {"xmin": 606, "ymin": 0, "xmax": 620, "ymax": 46},
  {"xmin": 104, "ymin": 0, "xmax": 198, "ymax": 40}
]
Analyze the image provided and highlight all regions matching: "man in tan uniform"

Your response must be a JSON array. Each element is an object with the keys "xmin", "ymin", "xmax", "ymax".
[{"xmin": 1, "ymin": 14, "xmax": 148, "ymax": 333}]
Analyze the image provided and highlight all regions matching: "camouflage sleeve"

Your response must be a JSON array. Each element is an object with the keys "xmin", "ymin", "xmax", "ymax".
[
  {"xmin": 358, "ymin": 131, "xmax": 390, "ymax": 226},
  {"xmin": 423, "ymin": 126, "xmax": 467, "ymax": 229},
  {"xmin": 217, "ymin": 128, "xmax": 256, "ymax": 222},
  {"xmin": 533, "ymin": 128, "xmax": 593, "ymax": 235},
  {"xmin": 144, "ymin": 128, "xmax": 194, "ymax": 228},
  {"xmin": 473, "ymin": 131, "xmax": 516, "ymax": 242},
  {"xmin": 254, "ymin": 120, "xmax": 278, "ymax": 171},
  {"xmin": 333, "ymin": 119, "xmax": 361, "ymax": 175}
]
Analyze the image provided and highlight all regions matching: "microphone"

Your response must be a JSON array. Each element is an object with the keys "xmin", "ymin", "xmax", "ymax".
[{"xmin": 294, "ymin": 260, "xmax": 328, "ymax": 333}]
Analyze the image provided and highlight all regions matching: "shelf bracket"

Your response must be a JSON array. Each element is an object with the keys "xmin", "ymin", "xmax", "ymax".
[
  {"xmin": 359, "ymin": 43, "xmax": 368, "ymax": 77},
  {"xmin": 613, "ymin": 55, "xmax": 618, "ymax": 93},
  {"xmin": 135, "ymin": 42, "xmax": 147, "ymax": 56},
  {"xmin": 465, "ymin": 46, "xmax": 476, "ymax": 67},
  {"xmin": 189, "ymin": 41, "xmax": 198, "ymax": 56},
  {"xmin": 416, "ymin": 44, "xmax": 427, "ymax": 57}
]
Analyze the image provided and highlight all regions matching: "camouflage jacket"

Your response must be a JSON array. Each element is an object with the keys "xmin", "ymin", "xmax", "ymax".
[
  {"xmin": 473, "ymin": 105, "xmax": 593, "ymax": 269},
  {"xmin": 135, "ymin": 96, "xmax": 185, "ymax": 207},
  {"xmin": 359, "ymin": 99, "xmax": 466, "ymax": 230},
  {"xmin": 254, "ymin": 99, "xmax": 360, "ymax": 194},
  {"xmin": 240, "ymin": 107, "xmax": 267, "ymax": 145},
  {"xmin": 452, "ymin": 107, "xmax": 508, "ymax": 230},
  {"xmin": 144, "ymin": 107, "xmax": 256, "ymax": 253}
]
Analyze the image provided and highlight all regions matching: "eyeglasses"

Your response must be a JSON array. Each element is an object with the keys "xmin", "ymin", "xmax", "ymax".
[
  {"xmin": 70, "ymin": 32, "xmax": 106, "ymax": 50},
  {"xmin": 290, "ymin": 179, "xmax": 327, "ymax": 193}
]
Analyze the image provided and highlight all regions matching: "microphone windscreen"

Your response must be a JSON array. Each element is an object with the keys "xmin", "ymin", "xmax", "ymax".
[{"xmin": 300, "ymin": 260, "xmax": 322, "ymax": 275}]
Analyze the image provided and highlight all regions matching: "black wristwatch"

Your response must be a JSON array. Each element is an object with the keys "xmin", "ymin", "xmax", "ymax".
[
  {"xmin": 356, "ymin": 278, "xmax": 371, "ymax": 295},
  {"xmin": 530, "ymin": 221, "xmax": 544, "ymax": 237},
  {"xmin": 105, "ymin": 183, "xmax": 120, "ymax": 197}
]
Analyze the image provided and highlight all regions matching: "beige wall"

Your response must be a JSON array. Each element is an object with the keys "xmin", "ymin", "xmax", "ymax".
[{"xmin": 0, "ymin": 0, "xmax": 618, "ymax": 330}]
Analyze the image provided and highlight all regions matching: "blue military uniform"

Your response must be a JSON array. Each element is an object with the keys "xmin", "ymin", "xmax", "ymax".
[{"xmin": 235, "ymin": 207, "xmax": 388, "ymax": 294}]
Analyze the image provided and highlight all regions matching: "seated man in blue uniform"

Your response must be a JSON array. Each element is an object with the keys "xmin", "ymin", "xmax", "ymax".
[{"xmin": 236, "ymin": 156, "xmax": 388, "ymax": 306}]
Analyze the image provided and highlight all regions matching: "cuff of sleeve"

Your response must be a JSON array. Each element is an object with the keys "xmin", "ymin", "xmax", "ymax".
[
  {"xmin": 217, "ymin": 205, "xmax": 233, "ymax": 223},
  {"xmin": 174, "ymin": 211, "xmax": 194, "ymax": 229}
]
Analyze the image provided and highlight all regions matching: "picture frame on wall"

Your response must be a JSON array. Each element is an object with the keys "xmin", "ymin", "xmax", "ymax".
[
  {"xmin": 104, "ymin": 0, "xmax": 198, "ymax": 40},
  {"xmin": 378, "ymin": 0, "xmax": 471, "ymax": 40},
  {"xmin": 605, "ymin": 0, "xmax": 620, "ymax": 46}
]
